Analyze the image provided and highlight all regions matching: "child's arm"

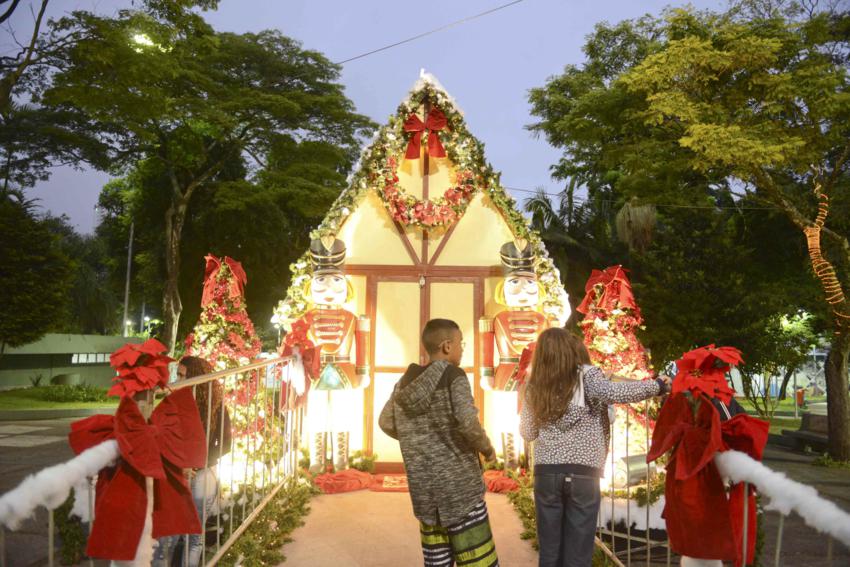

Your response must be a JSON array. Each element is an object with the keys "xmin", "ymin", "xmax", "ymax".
[
  {"xmin": 378, "ymin": 385, "xmax": 399, "ymax": 440},
  {"xmin": 449, "ymin": 373, "xmax": 495, "ymax": 458},
  {"xmin": 584, "ymin": 365, "xmax": 663, "ymax": 404},
  {"xmin": 519, "ymin": 393, "xmax": 538, "ymax": 442}
]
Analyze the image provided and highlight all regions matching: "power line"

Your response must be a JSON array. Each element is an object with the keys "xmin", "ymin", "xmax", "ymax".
[{"xmin": 334, "ymin": 0, "xmax": 529, "ymax": 65}]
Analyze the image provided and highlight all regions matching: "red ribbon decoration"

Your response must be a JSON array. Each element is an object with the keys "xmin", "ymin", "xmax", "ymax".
[
  {"xmin": 279, "ymin": 318, "xmax": 320, "ymax": 407},
  {"xmin": 648, "ymin": 392, "xmax": 768, "ymax": 566},
  {"xmin": 576, "ymin": 265, "xmax": 642, "ymax": 322},
  {"xmin": 68, "ymin": 389, "xmax": 207, "ymax": 561},
  {"xmin": 202, "ymin": 255, "xmax": 248, "ymax": 307},
  {"xmin": 404, "ymin": 109, "xmax": 448, "ymax": 160},
  {"xmin": 515, "ymin": 342, "xmax": 536, "ymax": 387}
]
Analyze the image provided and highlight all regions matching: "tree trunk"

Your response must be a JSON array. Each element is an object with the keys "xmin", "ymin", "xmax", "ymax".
[
  {"xmin": 161, "ymin": 201, "xmax": 187, "ymax": 355},
  {"xmin": 777, "ymin": 366, "xmax": 795, "ymax": 401},
  {"xmin": 825, "ymin": 331, "xmax": 850, "ymax": 460}
]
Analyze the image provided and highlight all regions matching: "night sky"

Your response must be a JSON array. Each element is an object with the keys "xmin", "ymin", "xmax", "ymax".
[{"xmin": 4, "ymin": 0, "xmax": 723, "ymax": 234}]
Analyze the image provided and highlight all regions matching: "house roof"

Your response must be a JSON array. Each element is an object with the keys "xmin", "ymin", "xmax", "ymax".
[
  {"xmin": 4, "ymin": 334, "xmax": 144, "ymax": 355},
  {"xmin": 272, "ymin": 72, "xmax": 570, "ymax": 327}
]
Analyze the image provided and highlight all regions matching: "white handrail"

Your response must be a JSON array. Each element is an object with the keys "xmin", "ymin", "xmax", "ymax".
[
  {"xmin": 0, "ymin": 440, "xmax": 119, "ymax": 530},
  {"xmin": 714, "ymin": 449, "xmax": 850, "ymax": 547}
]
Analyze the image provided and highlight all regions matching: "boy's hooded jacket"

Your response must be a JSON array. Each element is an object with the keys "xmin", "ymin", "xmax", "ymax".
[{"xmin": 379, "ymin": 360, "xmax": 494, "ymax": 526}]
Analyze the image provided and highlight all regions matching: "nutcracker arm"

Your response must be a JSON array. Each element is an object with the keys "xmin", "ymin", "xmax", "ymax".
[
  {"xmin": 355, "ymin": 315, "xmax": 371, "ymax": 378},
  {"xmin": 478, "ymin": 317, "xmax": 495, "ymax": 386}
]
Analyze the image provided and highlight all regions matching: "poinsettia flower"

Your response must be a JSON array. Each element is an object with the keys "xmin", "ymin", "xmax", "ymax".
[
  {"xmin": 107, "ymin": 338, "xmax": 174, "ymax": 398},
  {"xmin": 673, "ymin": 344, "xmax": 742, "ymax": 404},
  {"xmin": 109, "ymin": 338, "xmax": 169, "ymax": 370},
  {"xmin": 676, "ymin": 344, "xmax": 743, "ymax": 377}
]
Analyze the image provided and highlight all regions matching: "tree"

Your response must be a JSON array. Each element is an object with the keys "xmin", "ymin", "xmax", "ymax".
[
  {"xmin": 530, "ymin": 6, "xmax": 850, "ymax": 458},
  {"xmin": 0, "ymin": 194, "xmax": 72, "ymax": 357},
  {"xmin": 40, "ymin": 214, "xmax": 121, "ymax": 334},
  {"xmin": 94, "ymin": 133, "xmax": 349, "ymax": 346},
  {"xmin": 41, "ymin": 7, "xmax": 373, "ymax": 352}
]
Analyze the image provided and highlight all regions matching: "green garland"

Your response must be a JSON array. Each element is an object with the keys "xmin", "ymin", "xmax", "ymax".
[
  {"xmin": 219, "ymin": 476, "xmax": 319, "ymax": 566},
  {"xmin": 55, "ymin": 493, "xmax": 87, "ymax": 565},
  {"xmin": 272, "ymin": 80, "xmax": 570, "ymax": 330}
]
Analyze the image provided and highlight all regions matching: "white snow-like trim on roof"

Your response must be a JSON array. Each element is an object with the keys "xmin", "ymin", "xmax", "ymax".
[{"xmin": 405, "ymin": 69, "xmax": 465, "ymax": 116}]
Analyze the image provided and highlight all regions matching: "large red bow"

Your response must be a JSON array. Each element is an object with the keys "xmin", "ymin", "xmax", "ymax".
[
  {"xmin": 202, "ymin": 255, "xmax": 247, "ymax": 307},
  {"xmin": 576, "ymin": 265, "xmax": 641, "ymax": 321},
  {"xmin": 404, "ymin": 109, "xmax": 447, "ymax": 160},
  {"xmin": 69, "ymin": 389, "xmax": 207, "ymax": 560},
  {"xmin": 648, "ymin": 393, "xmax": 768, "ymax": 566}
]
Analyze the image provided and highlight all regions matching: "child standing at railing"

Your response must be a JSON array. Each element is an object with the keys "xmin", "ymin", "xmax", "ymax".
[
  {"xmin": 155, "ymin": 356, "xmax": 232, "ymax": 567},
  {"xmin": 520, "ymin": 329, "xmax": 670, "ymax": 567}
]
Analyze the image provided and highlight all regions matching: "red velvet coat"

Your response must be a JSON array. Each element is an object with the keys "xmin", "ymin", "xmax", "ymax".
[
  {"xmin": 68, "ymin": 388, "xmax": 207, "ymax": 561},
  {"xmin": 648, "ymin": 393, "xmax": 768, "ymax": 566}
]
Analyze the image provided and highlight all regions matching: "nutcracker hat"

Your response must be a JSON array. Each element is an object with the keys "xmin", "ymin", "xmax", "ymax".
[
  {"xmin": 500, "ymin": 239, "xmax": 536, "ymax": 278},
  {"xmin": 309, "ymin": 236, "xmax": 346, "ymax": 275}
]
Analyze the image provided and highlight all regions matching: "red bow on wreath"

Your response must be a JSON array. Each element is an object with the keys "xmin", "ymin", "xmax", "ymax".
[
  {"xmin": 68, "ymin": 389, "xmax": 207, "ymax": 561},
  {"xmin": 202, "ymin": 255, "xmax": 247, "ymax": 307},
  {"xmin": 404, "ymin": 108, "xmax": 447, "ymax": 160}
]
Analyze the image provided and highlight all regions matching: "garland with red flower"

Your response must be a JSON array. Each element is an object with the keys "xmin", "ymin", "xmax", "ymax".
[{"xmin": 380, "ymin": 155, "xmax": 476, "ymax": 227}]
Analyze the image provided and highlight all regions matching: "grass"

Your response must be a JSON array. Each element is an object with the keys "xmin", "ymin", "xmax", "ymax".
[
  {"xmin": 736, "ymin": 395, "xmax": 826, "ymax": 414},
  {"xmin": 768, "ymin": 416, "xmax": 801, "ymax": 436},
  {"xmin": 0, "ymin": 386, "xmax": 118, "ymax": 410}
]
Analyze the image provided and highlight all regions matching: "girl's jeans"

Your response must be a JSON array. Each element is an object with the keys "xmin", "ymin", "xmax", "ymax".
[
  {"xmin": 534, "ymin": 471, "xmax": 601, "ymax": 567},
  {"xmin": 154, "ymin": 468, "xmax": 218, "ymax": 567}
]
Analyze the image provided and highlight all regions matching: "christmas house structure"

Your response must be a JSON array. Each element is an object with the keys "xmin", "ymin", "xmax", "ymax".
[{"xmin": 273, "ymin": 74, "xmax": 570, "ymax": 470}]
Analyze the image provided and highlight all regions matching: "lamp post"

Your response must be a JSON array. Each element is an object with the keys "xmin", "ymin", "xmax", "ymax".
[{"xmin": 122, "ymin": 222, "xmax": 134, "ymax": 337}]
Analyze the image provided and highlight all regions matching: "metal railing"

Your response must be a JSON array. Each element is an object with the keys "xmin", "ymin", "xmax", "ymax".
[
  {"xmin": 0, "ymin": 356, "xmax": 302, "ymax": 567},
  {"xmin": 592, "ymin": 399, "xmax": 849, "ymax": 566}
]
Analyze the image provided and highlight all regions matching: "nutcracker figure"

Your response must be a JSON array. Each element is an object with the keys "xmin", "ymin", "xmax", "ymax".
[
  {"xmin": 478, "ymin": 239, "xmax": 549, "ymax": 392},
  {"xmin": 280, "ymin": 236, "xmax": 371, "ymax": 471}
]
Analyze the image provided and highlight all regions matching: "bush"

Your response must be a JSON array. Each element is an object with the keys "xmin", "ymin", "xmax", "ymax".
[
  {"xmin": 349, "ymin": 450, "xmax": 377, "ymax": 473},
  {"xmin": 39, "ymin": 384, "xmax": 109, "ymax": 403}
]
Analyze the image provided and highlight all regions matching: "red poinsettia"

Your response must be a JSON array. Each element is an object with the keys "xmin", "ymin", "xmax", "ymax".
[
  {"xmin": 673, "ymin": 344, "xmax": 742, "ymax": 404},
  {"xmin": 108, "ymin": 338, "xmax": 174, "ymax": 398}
]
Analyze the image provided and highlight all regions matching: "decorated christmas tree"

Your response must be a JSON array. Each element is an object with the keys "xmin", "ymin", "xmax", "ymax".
[
  {"xmin": 576, "ymin": 265, "xmax": 656, "ymax": 486},
  {"xmin": 184, "ymin": 255, "xmax": 262, "ymax": 369},
  {"xmin": 185, "ymin": 255, "xmax": 267, "ymax": 487}
]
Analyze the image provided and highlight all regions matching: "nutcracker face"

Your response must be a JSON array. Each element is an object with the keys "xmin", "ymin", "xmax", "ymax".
[
  {"xmin": 504, "ymin": 275, "xmax": 539, "ymax": 308},
  {"xmin": 311, "ymin": 273, "xmax": 347, "ymax": 306}
]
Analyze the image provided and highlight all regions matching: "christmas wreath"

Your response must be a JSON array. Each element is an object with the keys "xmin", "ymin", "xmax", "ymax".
[{"xmin": 380, "ymin": 155, "xmax": 476, "ymax": 228}]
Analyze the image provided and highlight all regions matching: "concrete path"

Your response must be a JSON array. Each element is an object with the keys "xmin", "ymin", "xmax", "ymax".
[{"xmin": 279, "ymin": 491, "xmax": 538, "ymax": 566}]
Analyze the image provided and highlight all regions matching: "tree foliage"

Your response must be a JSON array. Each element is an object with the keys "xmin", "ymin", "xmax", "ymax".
[
  {"xmin": 0, "ymin": 195, "xmax": 72, "ymax": 354},
  {"xmin": 38, "ymin": 6, "xmax": 373, "ymax": 351},
  {"xmin": 528, "ymin": 2, "xmax": 850, "ymax": 456}
]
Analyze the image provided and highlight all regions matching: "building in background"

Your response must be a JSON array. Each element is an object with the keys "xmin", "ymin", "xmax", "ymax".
[{"xmin": 0, "ymin": 334, "xmax": 143, "ymax": 389}]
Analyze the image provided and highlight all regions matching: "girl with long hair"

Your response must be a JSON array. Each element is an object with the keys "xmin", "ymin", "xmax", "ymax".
[{"xmin": 520, "ymin": 328, "xmax": 670, "ymax": 567}]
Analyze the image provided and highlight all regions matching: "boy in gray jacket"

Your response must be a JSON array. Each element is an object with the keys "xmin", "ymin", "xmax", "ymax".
[{"xmin": 379, "ymin": 318, "xmax": 499, "ymax": 567}]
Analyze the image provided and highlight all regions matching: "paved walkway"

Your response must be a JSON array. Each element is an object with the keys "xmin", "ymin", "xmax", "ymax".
[{"xmin": 279, "ymin": 491, "xmax": 538, "ymax": 566}]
